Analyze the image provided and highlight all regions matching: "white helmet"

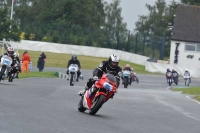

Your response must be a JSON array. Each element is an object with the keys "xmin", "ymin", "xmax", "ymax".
[
  {"xmin": 125, "ymin": 64, "xmax": 130, "ymax": 67},
  {"xmin": 7, "ymin": 47, "xmax": 14, "ymax": 56},
  {"xmin": 185, "ymin": 69, "xmax": 188, "ymax": 72},
  {"xmin": 14, "ymin": 52, "xmax": 19, "ymax": 57},
  {"xmin": 108, "ymin": 54, "xmax": 120, "ymax": 68}
]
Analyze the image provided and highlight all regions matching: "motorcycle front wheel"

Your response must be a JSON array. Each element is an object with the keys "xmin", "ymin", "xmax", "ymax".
[
  {"xmin": 78, "ymin": 96, "xmax": 87, "ymax": 112},
  {"xmin": 70, "ymin": 73, "xmax": 74, "ymax": 86},
  {"xmin": 0, "ymin": 66, "xmax": 6, "ymax": 81},
  {"xmin": 124, "ymin": 78, "xmax": 128, "ymax": 88},
  {"xmin": 89, "ymin": 94, "xmax": 105, "ymax": 115}
]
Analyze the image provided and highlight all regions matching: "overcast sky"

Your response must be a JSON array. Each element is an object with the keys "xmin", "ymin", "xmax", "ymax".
[{"xmin": 105, "ymin": 0, "xmax": 180, "ymax": 31}]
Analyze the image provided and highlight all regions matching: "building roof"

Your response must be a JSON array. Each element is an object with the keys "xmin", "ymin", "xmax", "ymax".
[{"xmin": 171, "ymin": 4, "xmax": 200, "ymax": 43}]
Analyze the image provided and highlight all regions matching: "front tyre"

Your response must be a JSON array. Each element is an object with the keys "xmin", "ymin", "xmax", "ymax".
[
  {"xmin": 0, "ymin": 66, "xmax": 6, "ymax": 81},
  {"xmin": 124, "ymin": 78, "xmax": 128, "ymax": 88},
  {"xmin": 78, "ymin": 96, "xmax": 87, "ymax": 112},
  {"xmin": 89, "ymin": 94, "xmax": 105, "ymax": 115},
  {"xmin": 70, "ymin": 73, "xmax": 74, "ymax": 86}
]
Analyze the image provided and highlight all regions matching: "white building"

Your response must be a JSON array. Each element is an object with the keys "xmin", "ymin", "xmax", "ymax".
[
  {"xmin": 146, "ymin": 4, "xmax": 200, "ymax": 78},
  {"xmin": 169, "ymin": 4, "xmax": 200, "ymax": 77}
]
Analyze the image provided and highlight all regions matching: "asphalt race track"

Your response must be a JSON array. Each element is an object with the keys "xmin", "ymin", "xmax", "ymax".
[{"xmin": 0, "ymin": 67, "xmax": 200, "ymax": 133}]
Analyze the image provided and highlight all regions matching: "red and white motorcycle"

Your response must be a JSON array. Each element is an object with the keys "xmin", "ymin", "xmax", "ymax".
[{"xmin": 78, "ymin": 73, "xmax": 117, "ymax": 115}]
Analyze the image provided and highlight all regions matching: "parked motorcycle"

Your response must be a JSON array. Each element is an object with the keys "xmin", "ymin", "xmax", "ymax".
[
  {"xmin": 78, "ymin": 73, "xmax": 117, "ymax": 115},
  {"xmin": 166, "ymin": 71, "xmax": 173, "ymax": 86},
  {"xmin": 122, "ymin": 70, "xmax": 131, "ymax": 88},
  {"xmin": 0, "ymin": 55, "xmax": 12, "ymax": 81},
  {"xmin": 68, "ymin": 64, "xmax": 79, "ymax": 86}
]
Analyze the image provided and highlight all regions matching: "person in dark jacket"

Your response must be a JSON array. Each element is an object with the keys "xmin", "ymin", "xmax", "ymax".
[
  {"xmin": 78, "ymin": 54, "xmax": 122, "ymax": 97},
  {"xmin": 37, "ymin": 52, "xmax": 46, "ymax": 72},
  {"xmin": 66, "ymin": 54, "xmax": 81, "ymax": 81}
]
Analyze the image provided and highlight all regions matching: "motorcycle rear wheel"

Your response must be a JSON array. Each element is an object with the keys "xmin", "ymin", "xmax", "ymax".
[
  {"xmin": 8, "ymin": 74, "xmax": 13, "ymax": 82},
  {"xmin": 89, "ymin": 94, "xmax": 105, "ymax": 115}
]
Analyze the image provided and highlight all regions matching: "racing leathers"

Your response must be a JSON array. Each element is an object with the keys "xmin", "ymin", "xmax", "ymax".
[{"xmin": 79, "ymin": 61, "xmax": 122, "ymax": 96}]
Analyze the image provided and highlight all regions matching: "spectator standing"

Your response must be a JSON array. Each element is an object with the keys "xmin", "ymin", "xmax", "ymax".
[
  {"xmin": 21, "ymin": 51, "xmax": 31, "ymax": 74},
  {"xmin": 37, "ymin": 52, "xmax": 46, "ymax": 72}
]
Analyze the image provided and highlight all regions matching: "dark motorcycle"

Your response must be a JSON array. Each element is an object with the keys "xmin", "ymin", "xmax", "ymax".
[
  {"xmin": 172, "ymin": 72, "xmax": 179, "ymax": 85},
  {"xmin": 7, "ymin": 61, "xmax": 20, "ymax": 82},
  {"xmin": 166, "ymin": 71, "xmax": 173, "ymax": 86}
]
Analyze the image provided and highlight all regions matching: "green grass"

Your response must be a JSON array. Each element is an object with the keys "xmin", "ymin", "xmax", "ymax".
[
  {"xmin": 172, "ymin": 87, "xmax": 200, "ymax": 101},
  {"xmin": 9, "ymin": 49, "xmax": 155, "ymax": 74},
  {"xmin": 194, "ymin": 96, "xmax": 200, "ymax": 101},
  {"xmin": 18, "ymin": 72, "xmax": 57, "ymax": 78}
]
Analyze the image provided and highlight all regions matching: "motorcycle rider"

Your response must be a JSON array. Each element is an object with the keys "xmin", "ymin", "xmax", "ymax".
[
  {"xmin": 166, "ymin": 68, "xmax": 172, "ymax": 83},
  {"xmin": 130, "ymin": 68, "xmax": 139, "ymax": 83},
  {"xmin": 0, "ymin": 47, "xmax": 21, "ymax": 78},
  {"xmin": 184, "ymin": 69, "xmax": 191, "ymax": 83},
  {"xmin": 78, "ymin": 54, "xmax": 122, "ymax": 97},
  {"xmin": 172, "ymin": 69, "xmax": 179, "ymax": 82},
  {"xmin": 11, "ymin": 52, "xmax": 21, "ymax": 78},
  {"xmin": 66, "ymin": 54, "xmax": 81, "ymax": 82},
  {"xmin": 121, "ymin": 64, "xmax": 132, "ymax": 84}
]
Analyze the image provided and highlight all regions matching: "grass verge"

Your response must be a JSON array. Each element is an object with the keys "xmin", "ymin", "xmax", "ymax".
[
  {"xmin": 18, "ymin": 72, "xmax": 57, "ymax": 78},
  {"xmin": 6, "ymin": 49, "xmax": 156, "ymax": 74},
  {"xmin": 172, "ymin": 87, "xmax": 200, "ymax": 101}
]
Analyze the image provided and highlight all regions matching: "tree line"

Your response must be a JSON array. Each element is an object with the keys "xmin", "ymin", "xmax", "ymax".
[{"xmin": 0, "ymin": 0, "xmax": 199, "ymax": 59}]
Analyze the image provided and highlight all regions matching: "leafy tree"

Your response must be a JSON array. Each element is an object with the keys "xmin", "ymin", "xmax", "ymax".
[
  {"xmin": 181, "ymin": 0, "xmax": 200, "ymax": 5},
  {"xmin": 0, "ymin": 6, "xmax": 21, "ymax": 41}
]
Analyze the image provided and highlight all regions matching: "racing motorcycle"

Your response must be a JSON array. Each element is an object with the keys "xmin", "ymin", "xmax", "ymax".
[
  {"xmin": 0, "ymin": 55, "xmax": 12, "ymax": 81},
  {"xmin": 166, "ymin": 71, "xmax": 173, "ymax": 86},
  {"xmin": 131, "ymin": 72, "xmax": 139, "ymax": 84},
  {"xmin": 7, "ymin": 60, "xmax": 20, "ymax": 82},
  {"xmin": 172, "ymin": 72, "xmax": 179, "ymax": 85},
  {"xmin": 122, "ymin": 70, "xmax": 131, "ymax": 88},
  {"xmin": 78, "ymin": 73, "xmax": 117, "ymax": 115},
  {"xmin": 184, "ymin": 74, "xmax": 190, "ymax": 86},
  {"xmin": 68, "ymin": 64, "xmax": 79, "ymax": 86}
]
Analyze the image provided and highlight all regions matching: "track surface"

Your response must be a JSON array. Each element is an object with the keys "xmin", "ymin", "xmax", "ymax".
[{"xmin": 0, "ymin": 67, "xmax": 200, "ymax": 133}]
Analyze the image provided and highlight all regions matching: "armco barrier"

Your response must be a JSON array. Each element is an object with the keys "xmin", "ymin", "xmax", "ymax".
[{"xmin": 10, "ymin": 40, "xmax": 149, "ymax": 66}]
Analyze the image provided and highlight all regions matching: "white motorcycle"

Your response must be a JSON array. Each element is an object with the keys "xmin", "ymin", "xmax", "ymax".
[
  {"xmin": 0, "ymin": 55, "xmax": 13, "ymax": 81},
  {"xmin": 122, "ymin": 70, "xmax": 131, "ymax": 88},
  {"xmin": 184, "ymin": 74, "xmax": 190, "ymax": 86},
  {"xmin": 68, "ymin": 64, "xmax": 79, "ymax": 86}
]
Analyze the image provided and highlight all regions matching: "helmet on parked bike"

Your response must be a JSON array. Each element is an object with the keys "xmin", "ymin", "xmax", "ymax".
[
  {"xmin": 7, "ymin": 47, "xmax": 14, "ymax": 56},
  {"xmin": 72, "ymin": 54, "xmax": 77, "ymax": 61},
  {"xmin": 125, "ymin": 64, "xmax": 130, "ymax": 68},
  {"xmin": 108, "ymin": 54, "xmax": 120, "ymax": 69}
]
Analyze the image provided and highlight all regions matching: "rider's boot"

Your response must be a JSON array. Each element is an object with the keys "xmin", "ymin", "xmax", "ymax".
[{"xmin": 78, "ymin": 86, "xmax": 88, "ymax": 96}]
